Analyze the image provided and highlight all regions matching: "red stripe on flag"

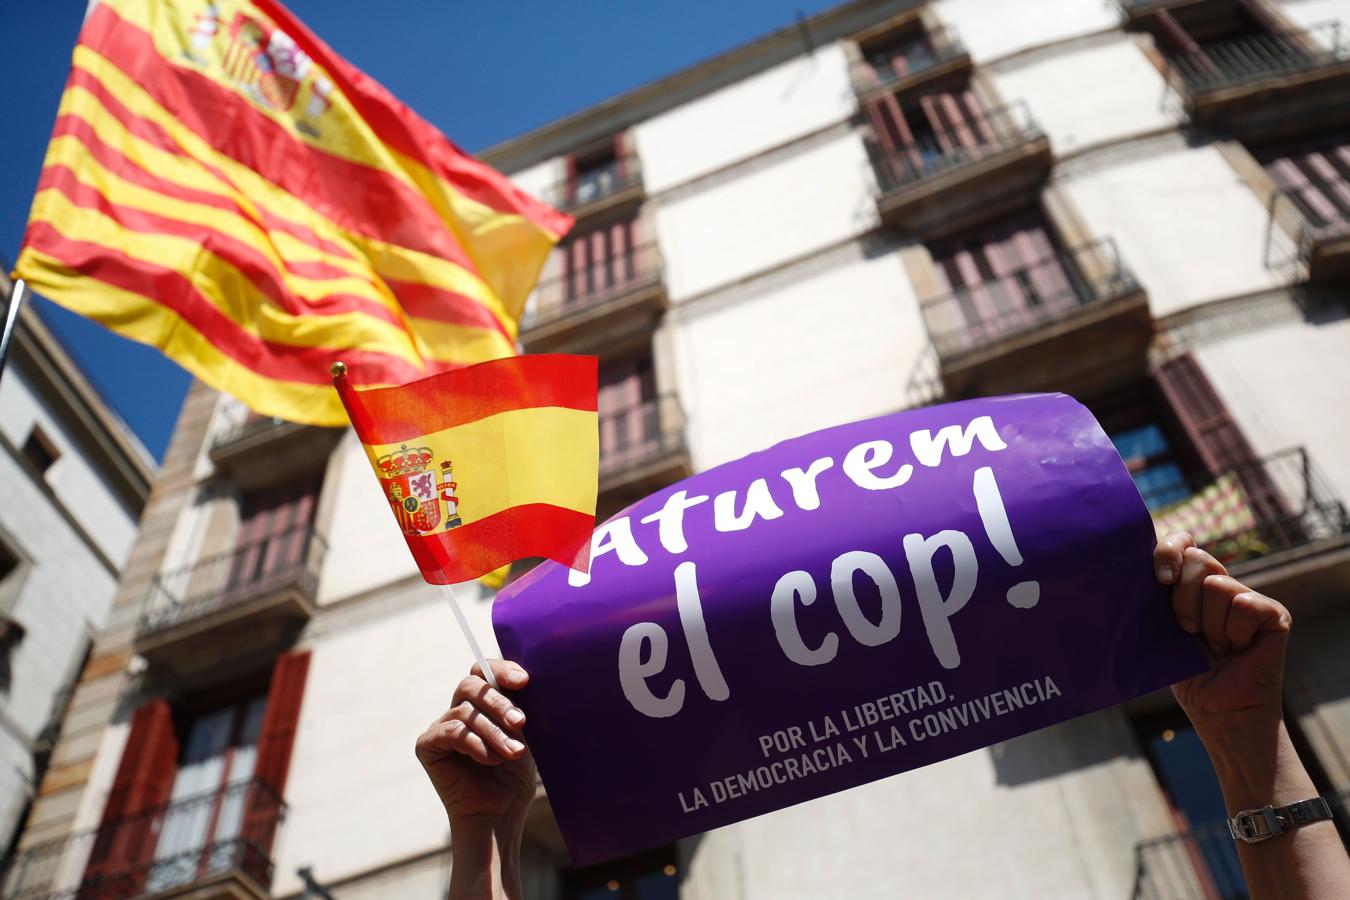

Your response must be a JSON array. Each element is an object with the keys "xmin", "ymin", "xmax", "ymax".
[
  {"xmin": 24, "ymin": 220, "xmax": 440, "ymax": 386},
  {"xmin": 83, "ymin": 5, "xmax": 491, "ymax": 279},
  {"xmin": 253, "ymin": 0, "xmax": 572, "ymax": 239},
  {"xmin": 38, "ymin": 162, "xmax": 407, "ymax": 329},
  {"xmin": 337, "ymin": 354, "xmax": 598, "ymax": 446},
  {"xmin": 65, "ymin": 67, "xmax": 364, "ymax": 265},
  {"xmin": 405, "ymin": 503, "xmax": 593, "ymax": 584},
  {"xmin": 385, "ymin": 278, "xmax": 512, "ymax": 338}
]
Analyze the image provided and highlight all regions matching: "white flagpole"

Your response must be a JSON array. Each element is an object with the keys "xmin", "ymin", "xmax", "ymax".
[
  {"xmin": 0, "ymin": 279, "xmax": 28, "ymax": 387},
  {"xmin": 440, "ymin": 582, "xmax": 499, "ymax": 690}
]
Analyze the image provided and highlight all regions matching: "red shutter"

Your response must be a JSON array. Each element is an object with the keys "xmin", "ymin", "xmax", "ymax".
[
  {"xmin": 1155, "ymin": 354, "xmax": 1287, "ymax": 526},
  {"xmin": 83, "ymin": 700, "xmax": 179, "ymax": 894},
  {"xmin": 242, "ymin": 650, "xmax": 311, "ymax": 859}
]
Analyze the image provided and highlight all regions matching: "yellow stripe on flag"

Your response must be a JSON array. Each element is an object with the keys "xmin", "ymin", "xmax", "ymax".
[{"xmin": 361, "ymin": 407, "xmax": 599, "ymax": 525}]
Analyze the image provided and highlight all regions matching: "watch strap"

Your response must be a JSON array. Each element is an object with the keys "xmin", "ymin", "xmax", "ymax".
[{"xmin": 1228, "ymin": 797, "xmax": 1334, "ymax": 843}]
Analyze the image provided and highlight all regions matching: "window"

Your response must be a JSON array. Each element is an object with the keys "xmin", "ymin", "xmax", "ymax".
[
  {"xmin": 228, "ymin": 476, "xmax": 323, "ymax": 596},
  {"xmin": 562, "ymin": 216, "xmax": 642, "ymax": 307},
  {"xmin": 1111, "ymin": 424, "xmax": 1193, "ymax": 510},
  {"xmin": 862, "ymin": 27, "xmax": 936, "ymax": 85},
  {"xmin": 1253, "ymin": 131, "xmax": 1350, "ymax": 235},
  {"xmin": 21, "ymin": 426, "xmax": 59, "ymax": 477},
  {"xmin": 1133, "ymin": 710, "xmax": 1246, "ymax": 897},
  {"xmin": 599, "ymin": 355, "xmax": 658, "ymax": 471},
  {"xmin": 565, "ymin": 846, "xmax": 680, "ymax": 900},
  {"xmin": 147, "ymin": 694, "xmax": 269, "ymax": 892},
  {"xmin": 1088, "ymin": 382, "xmax": 1206, "ymax": 512},
  {"xmin": 927, "ymin": 210, "xmax": 1088, "ymax": 345}
]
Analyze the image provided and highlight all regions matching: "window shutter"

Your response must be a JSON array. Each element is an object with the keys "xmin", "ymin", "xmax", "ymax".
[
  {"xmin": 242, "ymin": 650, "xmax": 311, "ymax": 859},
  {"xmin": 1155, "ymin": 354, "xmax": 1287, "ymax": 526},
  {"xmin": 83, "ymin": 699, "xmax": 179, "ymax": 891}
]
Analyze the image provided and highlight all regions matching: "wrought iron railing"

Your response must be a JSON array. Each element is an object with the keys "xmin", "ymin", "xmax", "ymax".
[
  {"xmin": 545, "ymin": 155, "xmax": 643, "ymax": 213},
  {"xmin": 1168, "ymin": 22, "xmax": 1350, "ymax": 95},
  {"xmin": 919, "ymin": 238, "xmax": 1140, "ymax": 361},
  {"xmin": 599, "ymin": 394, "xmax": 687, "ymax": 481},
  {"xmin": 869, "ymin": 100, "xmax": 1046, "ymax": 195},
  {"xmin": 851, "ymin": 26, "xmax": 968, "ymax": 95},
  {"xmin": 137, "ymin": 525, "xmax": 327, "ymax": 639},
  {"xmin": 1265, "ymin": 184, "xmax": 1350, "ymax": 273},
  {"xmin": 1, "ymin": 780, "xmax": 285, "ymax": 900},
  {"xmin": 1146, "ymin": 447, "xmax": 1350, "ymax": 569},
  {"xmin": 525, "ymin": 243, "xmax": 664, "ymax": 332},
  {"xmin": 1132, "ymin": 790, "xmax": 1349, "ymax": 899}
]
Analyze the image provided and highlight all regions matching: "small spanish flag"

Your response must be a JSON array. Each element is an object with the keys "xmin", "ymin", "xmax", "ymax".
[{"xmin": 333, "ymin": 355, "xmax": 598, "ymax": 583}]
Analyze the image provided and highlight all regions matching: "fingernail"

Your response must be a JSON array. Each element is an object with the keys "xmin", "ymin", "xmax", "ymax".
[
  {"xmin": 506, "ymin": 738, "xmax": 525, "ymax": 754},
  {"xmin": 1158, "ymin": 565, "xmax": 1176, "ymax": 584},
  {"xmin": 506, "ymin": 708, "xmax": 525, "ymax": 726},
  {"xmin": 1178, "ymin": 618, "xmax": 1199, "ymax": 634}
]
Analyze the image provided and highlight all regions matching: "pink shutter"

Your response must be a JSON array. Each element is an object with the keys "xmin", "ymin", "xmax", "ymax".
[
  {"xmin": 864, "ymin": 95, "xmax": 922, "ymax": 180},
  {"xmin": 567, "ymin": 237, "xmax": 588, "ymax": 305},
  {"xmin": 963, "ymin": 91, "xmax": 996, "ymax": 144},
  {"xmin": 919, "ymin": 95, "xmax": 955, "ymax": 153},
  {"xmin": 939, "ymin": 94, "xmax": 979, "ymax": 150}
]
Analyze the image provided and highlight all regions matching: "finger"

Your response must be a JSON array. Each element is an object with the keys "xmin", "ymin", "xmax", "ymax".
[
  {"xmin": 447, "ymin": 702, "xmax": 527, "ymax": 760},
  {"xmin": 1173, "ymin": 546, "xmax": 1225, "ymax": 634},
  {"xmin": 1200, "ymin": 574, "xmax": 1236, "ymax": 656},
  {"xmin": 1221, "ymin": 582, "xmax": 1291, "ymax": 651},
  {"xmin": 470, "ymin": 659, "xmax": 530, "ymax": 691},
  {"xmin": 417, "ymin": 719, "xmax": 504, "ymax": 767},
  {"xmin": 456, "ymin": 678, "xmax": 527, "ymax": 731},
  {"xmin": 1154, "ymin": 531, "xmax": 1195, "ymax": 585}
]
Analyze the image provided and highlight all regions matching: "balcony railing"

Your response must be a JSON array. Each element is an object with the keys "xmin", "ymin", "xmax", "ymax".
[
  {"xmin": 545, "ymin": 155, "xmax": 643, "ymax": 214},
  {"xmin": 920, "ymin": 239, "xmax": 1141, "ymax": 362},
  {"xmin": 1147, "ymin": 448, "xmax": 1350, "ymax": 569},
  {"xmin": 869, "ymin": 101, "xmax": 1046, "ymax": 195},
  {"xmin": 599, "ymin": 394, "xmax": 687, "ymax": 483},
  {"xmin": 137, "ymin": 525, "xmax": 327, "ymax": 639},
  {"xmin": 209, "ymin": 413, "xmax": 296, "ymax": 454},
  {"xmin": 1, "ymin": 780, "xmax": 285, "ymax": 900},
  {"xmin": 1169, "ymin": 22, "xmax": 1350, "ymax": 95},
  {"xmin": 525, "ymin": 243, "xmax": 664, "ymax": 333},
  {"xmin": 1132, "ymin": 791, "xmax": 1348, "ymax": 899},
  {"xmin": 1266, "ymin": 184, "xmax": 1350, "ymax": 274},
  {"xmin": 851, "ymin": 26, "xmax": 968, "ymax": 96}
]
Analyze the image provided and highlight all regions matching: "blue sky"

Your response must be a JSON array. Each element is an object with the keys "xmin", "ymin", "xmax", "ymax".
[{"xmin": 0, "ymin": 0, "xmax": 837, "ymax": 460}]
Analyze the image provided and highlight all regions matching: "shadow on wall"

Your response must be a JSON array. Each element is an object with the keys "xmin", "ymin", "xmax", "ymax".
[{"xmin": 989, "ymin": 706, "xmax": 1143, "ymax": 788}]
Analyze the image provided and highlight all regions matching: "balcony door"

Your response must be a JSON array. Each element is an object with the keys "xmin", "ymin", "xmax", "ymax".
[
  {"xmin": 146, "ymin": 696, "xmax": 268, "ymax": 893},
  {"xmin": 865, "ymin": 88, "xmax": 994, "ymax": 184},
  {"xmin": 599, "ymin": 355, "xmax": 657, "ymax": 475},
  {"xmin": 225, "ymin": 476, "xmax": 321, "ymax": 599},
  {"xmin": 928, "ymin": 210, "xmax": 1087, "ymax": 348},
  {"xmin": 1254, "ymin": 132, "xmax": 1350, "ymax": 236},
  {"xmin": 563, "ymin": 216, "xmax": 640, "ymax": 310}
]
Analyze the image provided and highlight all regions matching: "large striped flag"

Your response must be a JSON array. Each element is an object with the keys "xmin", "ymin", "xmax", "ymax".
[
  {"xmin": 14, "ymin": 0, "xmax": 571, "ymax": 425},
  {"xmin": 333, "ymin": 355, "xmax": 598, "ymax": 583}
]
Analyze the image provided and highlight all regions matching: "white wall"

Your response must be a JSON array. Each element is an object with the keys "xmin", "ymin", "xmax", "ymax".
[
  {"xmin": 316, "ymin": 434, "xmax": 421, "ymax": 604},
  {"xmin": 655, "ymin": 131, "xmax": 877, "ymax": 303},
  {"xmin": 274, "ymin": 582, "xmax": 498, "ymax": 895},
  {"xmin": 636, "ymin": 43, "xmax": 854, "ymax": 194},
  {"xmin": 672, "ymin": 245, "xmax": 926, "ymax": 469},
  {"xmin": 1197, "ymin": 313, "xmax": 1350, "ymax": 504},
  {"xmin": 1276, "ymin": 0, "xmax": 1350, "ymax": 33},
  {"xmin": 0, "ymin": 369, "xmax": 139, "ymax": 566},
  {"xmin": 682, "ymin": 712, "xmax": 1175, "ymax": 900},
  {"xmin": 990, "ymin": 36, "xmax": 1178, "ymax": 156},
  {"xmin": 1063, "ymin": 144, "xmax": 1284, "ymax": 318},
  {"xmin": 934, "ymin": 0, "xmax": 1118, "ymax": 64}
]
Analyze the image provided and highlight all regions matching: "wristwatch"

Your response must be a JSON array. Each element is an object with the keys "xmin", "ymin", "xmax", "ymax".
[{"xmin": 1227, "ymin": 797, "xmax": 1334, "ymax": 843}]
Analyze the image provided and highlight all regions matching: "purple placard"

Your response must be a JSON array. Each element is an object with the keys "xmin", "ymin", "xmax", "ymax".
[{"xmin": 493, "ymin": 394, "xmax": 1205, "ymax": 865}]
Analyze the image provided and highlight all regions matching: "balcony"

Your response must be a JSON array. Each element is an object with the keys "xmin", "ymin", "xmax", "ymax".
[
  {"xmin": 521, "ymin": 243, "xmax": 667, "ymax": 355},
  {"xmin": 1166, "ymin": 24, "xmax": 1350, "ymax": 137},
  {"xmin": 1148, "ymin": 447, "xmax": 1350, "ymax": 598},
  {"xmin": 134, "ymin": 526, "xmax": 325, "ymax": 674},
  {"xmin": 1266, "ymin": 185, "xmax": 1350, "ymax": 286},
  {"xmin": 1132, "ymin": 791, "xmax": 1348, "ymax": 899},
  {"xmin": 208, "ymin": 410, "xmax": 340, "ymax": 492},
  {"xmin": 1, "ymin": 780, "xmax": 284, "ymax": 900},
  {"xmin": 869, "ymin": 101, "xmax": 1052, "ymax": 239},
  {"xmin": 850, "ymin": 26, "xmax": 971, "ymax": 100},
  {"xmin": 598, "ymin": 394, "xmax": 691, "ymax": 516},
  {"xmin": 920, "ymin": 239, "xmax": 1152, "ymax": 397},
  {"xmin": 546, "ymin": 155, "xmax": 644, "ymax": 220}
]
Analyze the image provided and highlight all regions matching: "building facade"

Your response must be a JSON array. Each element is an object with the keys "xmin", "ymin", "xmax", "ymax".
[
  {"xmin": 5, "ymin": 0, "xmax": 1350, "ymax": 897},
  {"xmin": 0, "ymin": 270, "xmax": 153, "ymax": 862}
]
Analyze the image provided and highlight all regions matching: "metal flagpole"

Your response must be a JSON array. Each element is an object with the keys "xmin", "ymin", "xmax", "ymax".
[
  {"xmin": 0, "ymin": 278, "xmax": 28, "ymax": 387},
  {"xmin": 440, "ymin": 582, "xmax": 499, "ymax": 690}
]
